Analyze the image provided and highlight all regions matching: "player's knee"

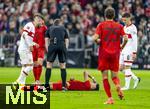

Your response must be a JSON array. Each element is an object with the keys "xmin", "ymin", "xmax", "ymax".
[
  {"xmin": 102, "ymin": 74, "xmax": 108, "ymax": 80},
  {"xmin": 38, "ymin": 59, "xmax": 43, "ymax": 66},
  {"xmin": 37, "ymin": 61, "xmax": 43, "ymax": 66},
  {"xmin": 24, "ymin": 65, "xmax": 33, "ymax": 73},
  {"xmin": 111, "ymin": 72, "xmax": 117, "ymax": 78},
  {"xmin": 46, "ymin": 62, "xmax": 52, "ymax": 68},
  {"xmin": 103, "ymin": 76, "xmax": 108, "ymax": 80},
  {"xmin": 60, "ymin": 63, "xmax": 66, "ymax": 69},
  {"xmin": 119, "ymin": 65, "xmax": 124, "ymax": 71},
  {"xmin": 34, "ymin": 61, "xmax": 38, "ymax": 67},
  {"xmin": 29, "ymin": 66, "xmax": 33, "ymax": 71}
]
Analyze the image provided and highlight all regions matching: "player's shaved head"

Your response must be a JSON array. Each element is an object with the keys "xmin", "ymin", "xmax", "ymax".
[{"xmin": 105, "ymin": 7, "xmax": 115, "ymax": 19}]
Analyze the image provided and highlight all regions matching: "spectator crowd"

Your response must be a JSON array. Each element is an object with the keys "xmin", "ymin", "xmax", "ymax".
[{"xmin": 0, "ymin": 0, "xmax": 149, "ymax": 67}]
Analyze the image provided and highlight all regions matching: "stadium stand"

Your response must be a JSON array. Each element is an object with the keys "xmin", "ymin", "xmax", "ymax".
[{"xmin": 0, "ymin": 0, "xmax": 149, "ymax": 68}]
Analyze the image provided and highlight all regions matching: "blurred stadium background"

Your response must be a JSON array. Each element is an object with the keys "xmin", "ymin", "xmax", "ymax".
[{"xmin": 0, "ymin": 0, "xmax": 149, "ymax": 69}]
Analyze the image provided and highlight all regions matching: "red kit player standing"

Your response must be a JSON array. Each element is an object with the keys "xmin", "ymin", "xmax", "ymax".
[
  {"xmin": 92, "ymin": 7, "xmax": 128, "ymax": 104},
  {"xmin": 32, "ymin": 17, "xmax": 47, "ymax": 84}
]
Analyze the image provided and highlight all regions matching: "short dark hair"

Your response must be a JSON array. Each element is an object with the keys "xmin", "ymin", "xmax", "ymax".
[
  {"xmin": 104, "ymin": 7, "xmax": 115, "ymax": 19},
  {"xmin": 122, "ymin": 13, "xmax": 131, "ymax": 18},
  {"xmin": 33, "ymin": 13, "xmax": 45, "ymax": 20},
  {"xmin": 53, "ymin": 19, "xmax": 61, "ymax": 25},
  {"xmin": 94, "ymin": 84, "xmax": 99, "ymax": 91}
]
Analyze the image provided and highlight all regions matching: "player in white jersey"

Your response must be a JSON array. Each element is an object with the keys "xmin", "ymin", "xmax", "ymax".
[
  {"xmin": 12, "ymin": 14, "xmax": 44, "ymax": 89},
  {"xmin": 120, "ymin": 13, "xmax": 140, "ymax": 90}
]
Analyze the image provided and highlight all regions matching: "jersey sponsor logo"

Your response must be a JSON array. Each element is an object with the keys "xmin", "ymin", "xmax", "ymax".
[{"xmin": 27, "ymin": 26, "xmax": 30, "ymax": 30}]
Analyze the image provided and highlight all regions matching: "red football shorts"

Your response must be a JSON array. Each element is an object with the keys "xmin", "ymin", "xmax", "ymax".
[
  {"xmin": 98, "ymin": 50, "xmax": 120, "ymax": 72},
  {"xmin": 32, "ymin": 47, "xmax": 45, "ymax": 61}
]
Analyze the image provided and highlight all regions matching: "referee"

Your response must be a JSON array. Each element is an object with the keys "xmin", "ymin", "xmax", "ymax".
[{"xmin": 45, "ymin": 19, "xmax": 69, "ymax": 90}]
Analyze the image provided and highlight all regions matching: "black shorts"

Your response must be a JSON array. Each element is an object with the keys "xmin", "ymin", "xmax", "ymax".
[{"xmin": 47, "ymin": 44, "xmax": 67, "ymax": 63}]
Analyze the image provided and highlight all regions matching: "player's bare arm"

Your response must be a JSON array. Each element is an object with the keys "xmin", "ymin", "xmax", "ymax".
[
  {"xmin": 121, "ymin": 35, "xmax": 128, "ymax": 50},
  {"xmin": 22, "ymin": 31, "xmax": 38, "ymax": 52},
  {"xmin": 88, "ymin": 74, "xmax": 97, "ymax": 83},
  {"xmin": 65, "ymin": 38, "xmax": 69, "ymax": 49},
  {"xmin": 45, "ymin": 37, "xmax": 50, "ymax": 52}
]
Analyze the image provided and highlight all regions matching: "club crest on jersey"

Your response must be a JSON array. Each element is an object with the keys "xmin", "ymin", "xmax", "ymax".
[{"xmin": 27, "ymin": 26, "xmax": 30, "ymax": 30}]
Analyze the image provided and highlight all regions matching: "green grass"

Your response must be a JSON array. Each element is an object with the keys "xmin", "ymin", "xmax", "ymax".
[{"xmin": 0, "ymin": 67, "xmax": 150, "ymax": 109}]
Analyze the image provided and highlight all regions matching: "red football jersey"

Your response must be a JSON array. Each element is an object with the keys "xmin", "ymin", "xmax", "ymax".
[
  {"xmin": 68, "ymin": 80, "xmax": 91, "ymax": 90},
  {"xmin": 34, "ymin": 25, "xmax": 47, "ymax": 48},
  {"xmin": 95, "ymin": 21, "xmax": 125, "ymax": 54},
  {"xmin": 52, "ymin": 80, "xmax": 91, "ymax": 90}
]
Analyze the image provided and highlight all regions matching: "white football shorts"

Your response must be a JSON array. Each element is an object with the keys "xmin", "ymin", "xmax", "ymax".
[
  {"xmin": 19, "ymin": 51, "xmax": 33, "ymax": 65},
  {"xmin": 120, "ymin": 53, "xmax": 133, "ymax": 66}
]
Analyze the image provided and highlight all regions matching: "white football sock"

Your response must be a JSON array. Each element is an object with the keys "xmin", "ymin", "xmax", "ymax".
[
  {"xmin": 17, "ymin": 67, "xmax": 26, "ymax": 84},
  {"xmin": 17, "ymin": 66, "xmax": 33, "ymax": 84},
  {"xmin": 124, "ymin": 76, "xmax": 131, "ymax": 89},
  {"xmin": 130, "ymin": 71, "xmax": 139, "ymax": 89},
  {"xmin": 123, "ymin": 69, "xmax": 132, "ymax": 89},
  {"xmin": 130, "ymin": 71, "xmax": 138, "ymax": 80}
]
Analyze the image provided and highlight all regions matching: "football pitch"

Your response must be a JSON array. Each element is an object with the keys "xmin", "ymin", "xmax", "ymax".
[{"xmin": 0, "ymin": 67, "xmax": 150, "ymax": 109}]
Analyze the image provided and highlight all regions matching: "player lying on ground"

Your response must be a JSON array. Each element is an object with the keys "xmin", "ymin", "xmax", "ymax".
[
  {"xmin": 50, "ymin": 71, "xmax": 99, "ymax": 91},
  {"xmin": 32, "ymin": 16, "xmax": 47, "ymax": 85},
  {"xmin": 12, "ymin": 13, "xmax": 43, "ymax": 90},
  {"xmin": 120, "ymin": 13, "xmax": 141, "ymax": 90},
  {"xmin": 18, "ymin": 71, "xmax": 99, "ymax": 91},
  {"xmin": 92, "ymin": 7, "xmax": 128, "ymax": 104}
]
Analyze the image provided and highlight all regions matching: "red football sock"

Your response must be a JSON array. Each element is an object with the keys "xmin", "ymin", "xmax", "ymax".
[
  {"xmin": 112, "ymin": 77, "xmax": 120, "ymax": 86},
  {"xmin": 103, "ymin": 79, "xmax": 112, "ymax": 98},
  {"xmin": 33, "ymin": 66, "xmax": 38, "ymax": 81},
  {"xmin": 36, "ymin": 65, "xmax": 42, "ymax": 80}
]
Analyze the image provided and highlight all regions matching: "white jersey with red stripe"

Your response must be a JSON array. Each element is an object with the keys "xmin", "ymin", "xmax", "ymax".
[
  {"xmin": 18, "ymin": 22, "xmax": 35, "ymax": 52},
  {"xmin": 122, "ymin": 24, "xmax": 137, "ymax": 54},
  {"xmin": 120, "ymin": 24, "xmax": 137, "ymax": 66}
]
